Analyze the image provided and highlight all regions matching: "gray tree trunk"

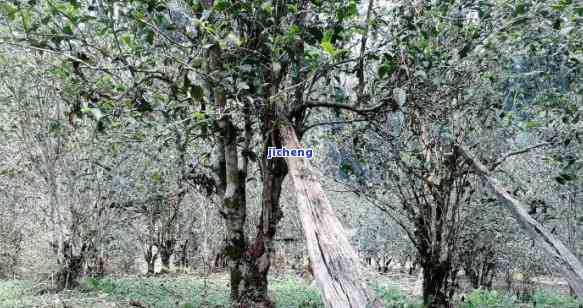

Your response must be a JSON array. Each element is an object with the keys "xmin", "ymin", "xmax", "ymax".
[
  {"xmin": 280, "ymin": 124, "xmax": 383, "ymax": 308},
  {"xmin": 458, "ymin": 145, "xmax": 583, "ymax": 297}
]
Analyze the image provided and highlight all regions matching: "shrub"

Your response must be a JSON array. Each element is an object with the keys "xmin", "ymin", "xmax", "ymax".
[
  {"xmin": 531, "ymin": 290, "xmax": 583, "ymax": 307},
  {"xmin": 374, "ymin": 287, "xmax": 422, "ymax": 307},
  {"xmin": 81, "ymin": 276, "xmax": 116, "ymax": 294},
  {"xmin": 461, "ymin": 289, "xmax": 516, "ymax": 308}
]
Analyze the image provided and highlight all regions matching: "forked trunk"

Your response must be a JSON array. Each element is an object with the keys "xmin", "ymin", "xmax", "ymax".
[
  {"xmin": 280, "ymin": 124, "xmax": 383, "ymax": 308},
  {"xmin": 458, "ymin": 145, "xmax": 583, "ymax": 297},
  {"xmin": 213, "ymin": 114, "xmax": 280, "ymax": 307}
]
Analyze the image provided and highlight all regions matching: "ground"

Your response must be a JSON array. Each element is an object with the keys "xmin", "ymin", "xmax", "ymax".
[{"xmin": 0, "ymin": 271, "xmax": 581, "ymax": 307}]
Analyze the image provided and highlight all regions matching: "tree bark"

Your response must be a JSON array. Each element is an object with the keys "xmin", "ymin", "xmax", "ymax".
[
  {"xmin": 229, "ymin": 110, "xmax": 289, "ymax": 307},
  {"xmin": 215, "ymin": 116, "xmax": 250, "ymax": 303},
  {"xmin": 55, "ymin": 240, "xmax": 84, "ymax": 289},
  {"xmin": 145, "ymin": 245, "xmax": 157, "ymax": 275},
  {"xmin": 420, "ymin": 259, "xmax": 450, "ymax": 307},
  {"xmin": 415, "ymin": 213, "xmax": 453, "ymax": 307},
  {"xmin": 280, "ymin": 124, "xmax": 383, "ymax": 308},
  {"xmin": 457, "ymin": 145, "xmax": 583, "ymax": 297},
  {"xmin": 160, "ymin": 243, "xmax": 172, "ymax": 272},
  {"xmin": 207, "ymin": 33, "xmax": 288, "ymax": 304}
]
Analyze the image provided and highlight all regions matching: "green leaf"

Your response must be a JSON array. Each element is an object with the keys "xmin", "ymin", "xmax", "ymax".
[
  {"xmin": 287, "ymin": 4, "xmax": 298, "ymax": 14},
  {"xmin": 144, "ymin": 29, "xmax": 155, "ymax": 44},
  {"xmin": 514, "ymin": 3, "xmax": 528, "ymax": 16},
  {"xmin": 340, "ymin": 162, "xmax": 353, "ymax": 174},
  {"xmin": 322, "ymin": 30, "xmax": 333, "ymax": 43},
  {"xmin": 337, "ymin": 1, "xmax": 358, "ymax": 21},
  {"xmin": 63, "ymin": 23, "xmax": 74, "ymax": 35},
  {"xmin": 191, "ymin": 85, "xmax": 204, "ymax": 100},
  {"xmin": 214, "ymin": 0, "xmax": 228, "ymax": 11},
  {"xmin": 20, "ymin": 10, "xmax": 31, "ymax": 33},
  {"xmin": 121, "ymin": 33, "xmax": 133, "ymax": 48},
  {"xmin": 320, "ymin": 41, "xmax": 336, "ymax": 56},
  {"xmin": 287, "ymin": 25, "xmax": 301, "ymax": 37},
  {"xmin": 132, "ymin": 131, "xmax": 146, "ymax": 142},
  {"xmin": 193, "ymin": 111, "xmax": 205, "ymax": 121},
  {"xmin": 151, "ymin": 172, "xmax": 162, "ymax": 183},
  {"xmin": 0, "ymin": 3, "xmax": 18, "ymax": 21},
  {"xmin": 320, "ymin": 30, "xmax": 337, "ymax": 57},
  {"xmin": 261, "ymin": 1, "xmax": 273, "ymax": 14},
  {"xmin": 115, "ymin": 84, "xmax": 127, "ymax": 93},
  {"xmin": 378, "ymin": 62, "xmax": 397, "ymax": 78},
  {"xmin": 526, "ymin": 119, "xmax": 543, "ymax": 129},
  {"xmin": 552, "ymin": 0, "xmax": 572, "ymax": 11}
]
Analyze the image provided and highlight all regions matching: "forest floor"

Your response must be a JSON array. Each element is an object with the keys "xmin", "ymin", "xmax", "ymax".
[
  {"xmin": 0, "ymin": 271, "xmax": 581, "ymax": 307},
  {"xmin": 0, "ymin": 273, "xmax": 328, "ymax": 308}
]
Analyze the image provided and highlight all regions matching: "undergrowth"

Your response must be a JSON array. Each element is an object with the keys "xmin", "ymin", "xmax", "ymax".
[{"xmin": 1, "ymin": 275, "xmax": 581, "ymax": 307}]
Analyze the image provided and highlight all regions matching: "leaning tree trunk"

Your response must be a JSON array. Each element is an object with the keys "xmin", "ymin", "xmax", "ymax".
[
  {"xmin": 280, "ymin": 124, "xmax": 383, "ymax": 308},
  {"xmin": 458, "ymin": 145, "xmax": 583, "ymax": 297}
]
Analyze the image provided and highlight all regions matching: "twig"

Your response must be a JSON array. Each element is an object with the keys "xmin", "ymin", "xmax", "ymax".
[
  {"xmin": 489, "ymin": 142, "xmax": 552, "ymax": 171},
  {"xmin": 292, "ymin": 101, "xmax": 387, "ymax": 118},
  {"xmin": 302, "ymin": 119, "xmax": 369, "ymax": 133}
]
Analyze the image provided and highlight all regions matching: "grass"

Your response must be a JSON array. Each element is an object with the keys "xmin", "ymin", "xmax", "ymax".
[
  {"xmin": 1, "ymin": 275, "xmax": 581, "ymax": 308},
  {"xmin": 373, "ymin": 287, "xmax": 423, "ymax": 307},
  {"xmin": 458, "ymin": 289, "xmax": 583, "ymax": 308},
  {"xmin": 0, "ymin": 274, "xmax": 321, "ymax": 308}
]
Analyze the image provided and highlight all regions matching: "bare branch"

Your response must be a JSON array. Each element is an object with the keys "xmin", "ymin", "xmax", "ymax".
[
  {"xmin": 302, "ymin": 119, "xmax": 369, "ymax": 134},
  {"xmin": 489, "ymin": 142, "xmax": 552, "ymax": 171},
  {"xmin": 291, "ymin": 100, "xmax": 387, "ymax": 118}
]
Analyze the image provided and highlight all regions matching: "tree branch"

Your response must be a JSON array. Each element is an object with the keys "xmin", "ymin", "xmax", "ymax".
[
  {"xmin": 489, "ymin": 142, "xmax": 552, "ymax": 171},
  {"xmin": 291, "ymin": 101, "xmax": 387, "ymax": 118},
  {"xmin": 301, "ymin": 119, "xmax": 368, "ymax": 134}
]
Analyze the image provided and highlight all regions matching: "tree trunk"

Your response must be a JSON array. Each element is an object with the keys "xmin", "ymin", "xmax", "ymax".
[
  {"xmin": 145, "ymin": 245, "xmax": 157, "ymax": 275},
  {"xmin": 280, "ymin": 124, "xmax": 383, "ymax": 308},
  {"xmin": 159, "ymin": 239, "xmax": 174, "ymax": 273},
  {"xmin": 56, "ymin": 240, "xmax": 83, "ymax": 289},
  {"xmin": 147, "ymin": 260, "xmax": 155, "ymax": 275},
  {"xmin": 227, "ymin": 116, "xmax": 289, "ymax": 307},
  {"xmin": 415, "ymin": 213, "xmax": 453, "ymax": 307},
  {"xmin": 458, "ymin": 145, "xmax": 583, "ymax": 297},
  {"xmin": 175, "ymin": 240, "xmax": 189, "ymax": 269},
  {"xmin": 421, "ymin": 259, "xmax": 450, "ymax": 307},
  {"xmin": 160, "ymin": 252, "xmax": 171, "ymax": 272},
  {"xmin": 213, "ymin": 112, "xmax": 279, "ymax": 307}
]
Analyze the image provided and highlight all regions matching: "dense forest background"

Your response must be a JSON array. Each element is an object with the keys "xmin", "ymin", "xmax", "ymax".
[{"xmin": 0, "ymin": 0, "xmax": 582, "ymax": 307}]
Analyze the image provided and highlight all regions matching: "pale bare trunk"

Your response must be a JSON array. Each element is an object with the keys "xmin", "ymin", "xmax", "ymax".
[
  {"xmin": 458, "ymin": 145, "xmax": 583, "ymax": 297},
  {"xmin": 280, "ymin": 125, "xmax": 383, "ymax": 308}
]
